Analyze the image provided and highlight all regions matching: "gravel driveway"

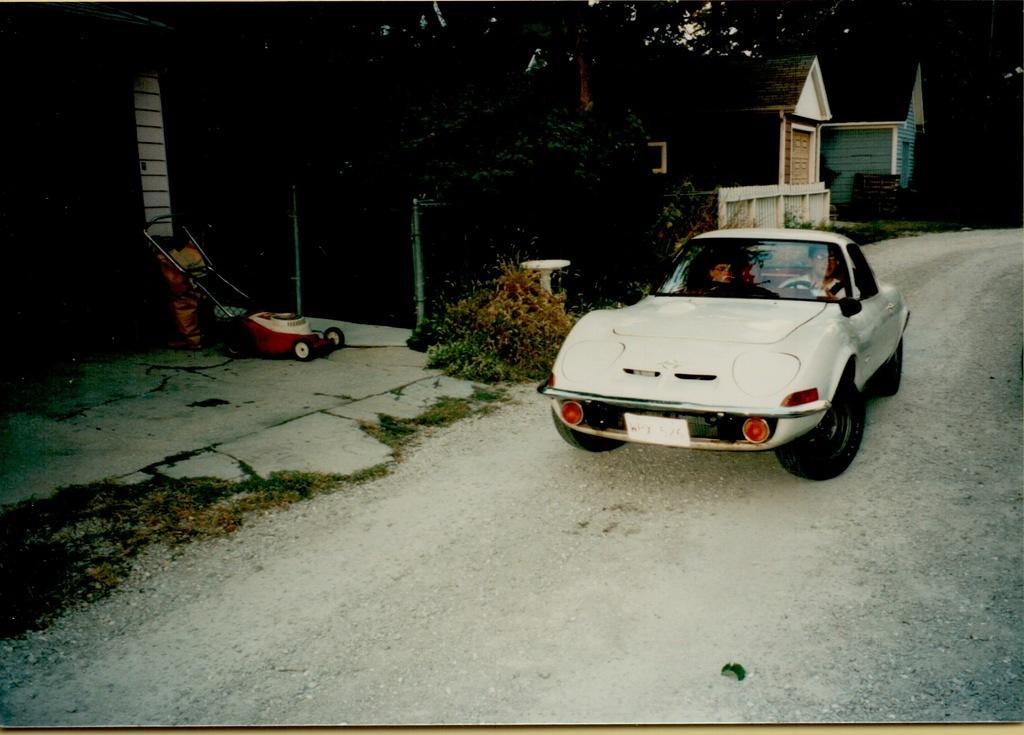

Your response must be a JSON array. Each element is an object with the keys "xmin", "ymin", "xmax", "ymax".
[{"xmin": 1, "ymin": 229, "xmax": 1021, "ymax": 725}]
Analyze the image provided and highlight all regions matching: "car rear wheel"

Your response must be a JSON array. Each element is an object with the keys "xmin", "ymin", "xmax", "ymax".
[
  {"xmin": 871, "ymin": 338, "xmax": 903, "ymax": 396},
  {"xmin": 775, "ymin": 381, "xmax": 864, "ymax": 480},
  {"xmin": 551, "ymin": 409, "xmax": 624, "ymax": 452}
]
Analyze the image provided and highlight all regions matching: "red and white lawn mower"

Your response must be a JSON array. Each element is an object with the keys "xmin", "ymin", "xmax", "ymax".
[
  {"xmin": 144, "ymin": 215, "xmax": 344, "ymax": 361},
  {"xmin": 226, "ymin": 310, "xmax": 343, "ymax": 361}
]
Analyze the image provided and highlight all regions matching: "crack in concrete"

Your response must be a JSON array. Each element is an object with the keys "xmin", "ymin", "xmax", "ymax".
[
  {"xmin": 143, "ymin": 359, "xmax": 235, "ymax": 374},
  {"xmin": 147, "ymin": 375, "xmax": 175, "ymax": 395},
  {"xmin": 53, "ymin": 393, "xmax": 139, "ymax": 422},
  {"xmin": 140, "ymin": 448, "xmax": 208, "ymax": 474},
  {"xmin": 56, "ymin": 362, "xmax": 234, "ymax": 421},
  {"xmin": 328, "ymin": 374, "xmax": 452, "ymax": 407},
  {"xmin": 54, "ymin": 371, "xmax": 208, "ymax": 421},
  {"xmin": 68, "ymin": 372, "xmax": 456, "ymax": 480},
  {"xmin": 196, "ymin": 374, "xmax": 457, "ymax": 445}
]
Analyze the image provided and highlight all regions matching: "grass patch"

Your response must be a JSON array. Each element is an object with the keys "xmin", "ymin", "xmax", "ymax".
[
  {"xmin": 825, "ymin": 220, "xmax": 969, "ymax": 245},
  {"xmin": 0, "ymin": 466, "xmax": 388, "ymax": 640},
  {"xmin": 0, "ymin": 387, "xmax": 506, "ymax": 640},
  {"xmin": 360, "ymin": 387, "xmax": 509, "ymax": 457},
  {"xmin": 468, "ymin": 386, "xmax": 507, "ymax": 408}
]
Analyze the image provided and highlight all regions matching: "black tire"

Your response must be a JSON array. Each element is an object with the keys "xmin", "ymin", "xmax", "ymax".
[
  {"xmin": 551, "ymin": 408, "xmax": 624, "ymax": 452},
  {"xmin": 223, "ymin": 323, "xmax": 250, "ymax": 358},
  {"xmin": 292, "ymin": 340, "xmax": 314, "ymax": 362},
  {"xmin": 775, "ymin": 381, "xmax": 865, "ymax": 480},
  {"xmin": 324, "ymin": 327, "xmax": 345, "ymax": 350},
  {"xmin": 871, "ymin": 338, "xmax": 903, "ymax": 396}
]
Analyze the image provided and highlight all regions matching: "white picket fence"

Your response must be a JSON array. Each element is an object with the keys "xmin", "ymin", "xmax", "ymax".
[{"xmin": 718, "ymin": 182, "xmax": 831, "ymax": 229}]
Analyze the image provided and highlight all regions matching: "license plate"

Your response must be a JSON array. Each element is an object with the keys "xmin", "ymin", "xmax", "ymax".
[{"xmin": 624, "ymin": 413, "xmax": 691, "ymax": 447}]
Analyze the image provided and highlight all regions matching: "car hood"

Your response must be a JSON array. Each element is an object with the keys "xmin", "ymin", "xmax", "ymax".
[{"xmin": 610, "ymin": 296, "xmax": 827, "ymax": 344}]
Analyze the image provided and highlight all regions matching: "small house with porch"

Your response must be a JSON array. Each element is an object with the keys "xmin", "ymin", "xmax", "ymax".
[
  {"xmin": 642, "ymin": 53, "xmax": 832, "ymax": 188},
  {"xmin": 636, "ymin": 53, "xmax": 833, "ymax": 227}
]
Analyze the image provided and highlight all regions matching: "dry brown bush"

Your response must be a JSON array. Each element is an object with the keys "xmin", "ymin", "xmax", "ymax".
[{"xmin": 428, "ymin": 263, "xmax": 575, "ymax": 382}]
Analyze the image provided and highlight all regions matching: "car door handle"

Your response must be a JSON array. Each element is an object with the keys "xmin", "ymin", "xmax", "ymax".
[{"xmin": 886, "ymin": 303, "xmax": 897, "ymax": 312}]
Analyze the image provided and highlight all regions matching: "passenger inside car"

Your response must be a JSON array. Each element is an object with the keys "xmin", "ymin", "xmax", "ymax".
[{"xmin": 808, "ymin": 245, "xmax": 848, "ymax": 299}]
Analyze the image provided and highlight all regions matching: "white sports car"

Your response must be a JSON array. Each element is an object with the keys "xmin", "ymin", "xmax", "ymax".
[{"xmin": 539, "ymin": 228, "xmax": 909, "ymax": 480}]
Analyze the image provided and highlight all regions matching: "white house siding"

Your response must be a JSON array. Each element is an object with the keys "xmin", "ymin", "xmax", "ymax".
[
  {"xmin": 897, "ymin": 99, "xmax": 916, "ymax": 188},
  {"xmin": 820, "ymin": 127, "xmax": 894, "ymax": 205},
  {"xmin": 134, "ymin": 72, "xmax": 172, "ymax": 236}
]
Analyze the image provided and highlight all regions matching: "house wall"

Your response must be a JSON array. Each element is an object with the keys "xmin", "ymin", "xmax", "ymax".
[
  {"xmin": 820, "ymin": 126, "xmax": 894, "ymax": 204},
  {"xmin": 896, "ymin": 99, "xmax": 916, "ymax": 188},
  {"xmin": 665, "ymin": 112, "xmax": 779, "ymax": 188},
  {"xmin": 4, "ymin": 54, "xmax": 164, "ymax": 354},
  {"xmin": 134, "ymin": 72, "xmax": 173, "ymax": 236}
]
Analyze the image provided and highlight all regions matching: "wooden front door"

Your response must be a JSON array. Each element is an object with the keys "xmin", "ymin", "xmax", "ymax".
[{"xmin": 791, "ymin": 129, "xmax": 812, "ymax": 184}]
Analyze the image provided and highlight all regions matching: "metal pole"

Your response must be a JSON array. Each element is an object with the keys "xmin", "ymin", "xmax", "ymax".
[
  {"xmin": 290, "ymin": 184, "xmax": 303, "ymax": 316},
  {"xmin": 411, "ymin": 198, "xmax": 426, "ymax": 326}
]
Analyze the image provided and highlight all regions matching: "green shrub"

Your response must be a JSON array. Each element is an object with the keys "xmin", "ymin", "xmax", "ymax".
[{"xmin": 427, "ymin": 264, "xmax": 575, "ymax": 383}]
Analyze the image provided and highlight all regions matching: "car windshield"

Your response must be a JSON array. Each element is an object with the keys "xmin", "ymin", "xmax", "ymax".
[{"xmin": 655, "ymin": 238, "xmax": 851, "ymax": 302}]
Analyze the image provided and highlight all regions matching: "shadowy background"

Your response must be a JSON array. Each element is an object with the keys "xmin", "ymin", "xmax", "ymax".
[{"xmin": 2, "ymin": 1, "xmax": 1020, "ymax": 365}]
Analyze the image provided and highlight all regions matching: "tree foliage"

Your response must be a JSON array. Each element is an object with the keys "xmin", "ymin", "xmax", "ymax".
[
  {"xmin": 8, "ymin": 0, "xmax": 1017, "ymax": 349},
  {"xmin": 151, "ymin": 0, "xmax": 1020, "ymax": 247}
]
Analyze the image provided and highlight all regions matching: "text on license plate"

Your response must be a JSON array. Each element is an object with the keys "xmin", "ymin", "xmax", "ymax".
[{"xmin": 624, "ymin": 413, "xmax": 691, "ymax": 447}]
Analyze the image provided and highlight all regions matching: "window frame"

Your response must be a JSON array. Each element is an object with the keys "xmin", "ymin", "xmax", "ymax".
[{"xmin": 845, "ymin": 243, "xmax": 879, "ymax": 299}]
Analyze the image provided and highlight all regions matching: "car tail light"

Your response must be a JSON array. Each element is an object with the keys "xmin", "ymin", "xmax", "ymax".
[
  {"xmin": 561, "ymin": 401, "xmax": 584, "ymax": 426},
  {"xmin": 742, "ymin": 417, "xmax": 770, "ymax": 444},
  {"xmin": 547, "ymin": 373, "xmax": 556, "ymax": 387},
  {"xmin": 781, "ymin": 387, "xmax": 820, "ymax": 407}
]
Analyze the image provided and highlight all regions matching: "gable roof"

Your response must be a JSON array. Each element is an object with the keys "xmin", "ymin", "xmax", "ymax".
[
  {"xmin": 820, "ymin": 57, "xmax": 923, "ymax": 125},
  {"xmin": 642, "ymin": 53, "xmax": 831, "ymax": 121},
  {"xmin": 720, "ymin": 54, "xmax": 822, "ymax": 113}
]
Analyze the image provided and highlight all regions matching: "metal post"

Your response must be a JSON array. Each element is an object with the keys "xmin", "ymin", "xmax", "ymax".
[
  {"xmin": 290, "ymin": 184, "xmax": 303, "ymax": 316},
  {"xmin": 411, "ymin": 198, "xmax": 426, "ymax": 326}
]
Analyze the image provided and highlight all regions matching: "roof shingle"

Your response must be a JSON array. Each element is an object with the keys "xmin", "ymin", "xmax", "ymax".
[{"xmin": 659, "ymin": 53, "xmax": 818, "ymax": 113}]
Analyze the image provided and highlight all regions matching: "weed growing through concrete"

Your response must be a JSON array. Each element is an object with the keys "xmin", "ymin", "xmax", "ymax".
[
  {"xmin": 0, "ymin": 389, "xmax": 507, "ymax": 640},
  {"xmin": 360, "ymin": 387, "xmax": 508, "ymax": 458}
]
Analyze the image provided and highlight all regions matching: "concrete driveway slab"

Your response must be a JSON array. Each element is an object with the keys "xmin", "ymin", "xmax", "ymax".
[
  {"xmin": 216, "ymin": 413, "xmax": 392, "ymax": 478},
  {"xmin": 0, "ymin": 337, "xmax": 444, "ymax": 507},
  {"xmin": 306, "ymin": 318, "xmax": 412, "ymax": 347}
]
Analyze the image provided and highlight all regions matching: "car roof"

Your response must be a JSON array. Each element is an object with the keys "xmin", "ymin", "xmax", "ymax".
[{"xmin": 693, "ymin": 228, "xmax": 853, "ymax": 246}]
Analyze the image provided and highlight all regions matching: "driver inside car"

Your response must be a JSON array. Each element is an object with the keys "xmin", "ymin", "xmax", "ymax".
[
  {"xmin": 708, "ymin": 261, "xmax": 734, "ymax": 287},
  {"xmin": 809, "ymin": 245, "xmax": 848, "ymax": 300}
]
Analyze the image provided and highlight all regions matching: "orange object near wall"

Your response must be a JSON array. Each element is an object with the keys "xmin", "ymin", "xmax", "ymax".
[{"xmin": 155, "ymin": 242, "xmax": 206, "ymax": 348}]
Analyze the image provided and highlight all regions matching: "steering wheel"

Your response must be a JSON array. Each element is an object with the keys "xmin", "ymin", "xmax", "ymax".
[{"xmin": 779, "ymin": 276, "xmax": 815, "ymax": 290}]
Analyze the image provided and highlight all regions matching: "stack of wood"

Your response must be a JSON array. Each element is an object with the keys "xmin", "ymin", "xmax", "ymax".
[{"xmin": 852, "ymin": 174, "xmax": 900, "ymax": 217}]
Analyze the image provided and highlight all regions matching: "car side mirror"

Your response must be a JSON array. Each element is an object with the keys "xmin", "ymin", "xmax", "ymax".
[{"xmin": 838, "ymin": 298, "xmax": 862, "ymax": 318}]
